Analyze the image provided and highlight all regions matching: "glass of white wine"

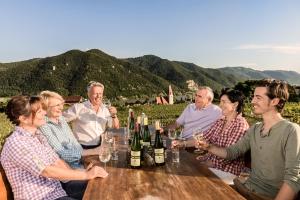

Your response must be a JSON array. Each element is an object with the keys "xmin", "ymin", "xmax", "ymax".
[
  {"xmin": 103, "ymin": 99, "xmax": 113, "ymax": 128},
  {"xmin": 193, "ymin": 128, "xmax": 204, "ymax": 154},
  {"xmin": 103, "ymin": 99, "xmax": 111, "ymax": 108},
  {"xmin": 99, "ymin": 146, "xmax": 111, "ymax": 170}
]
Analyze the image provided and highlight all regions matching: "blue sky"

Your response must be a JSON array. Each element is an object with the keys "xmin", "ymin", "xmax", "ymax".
[{"xmin": 1, "ymin": 0, "xmax": 299, "ymax": 73}]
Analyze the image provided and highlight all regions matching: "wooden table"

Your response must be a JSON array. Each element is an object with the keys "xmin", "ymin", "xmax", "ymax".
[{"xmin": 83, "ymin": 128, "xmax": 245, "ymax": 200}]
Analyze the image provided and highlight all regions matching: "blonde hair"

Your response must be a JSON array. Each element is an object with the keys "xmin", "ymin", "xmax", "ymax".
[{"xmin": 40, "ymin": 90, "xmax": 64, "ymax": 109}]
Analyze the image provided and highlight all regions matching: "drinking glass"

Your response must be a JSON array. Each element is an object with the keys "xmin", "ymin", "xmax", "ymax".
[
  {"xmin": 124, "ymin": 127, "xmax": 129, "ymax": 144},
  {"xmin": 172, "ymin": 146, "xmax": 180, "ymax": 163},
  {"xmin": 103, "ymin": 99, "xmax": 111, "ymax": 108},
  {"xmin": 103, "ymin": 99, "xmax": 113, "ymax": 128},
  {"xmin": 168, "ymin": 128, "xmax": 178, "ymax": 140},
  {"xmin": 99, "ymin": 146, "xmax": 111, "ymax": 170},
  {"xmin": 104, "ymin": 131, "xmax": 114, "ymax": 144},
  {"xmin": 111, "ymin": 137, "xmax": 118, "ymax": 161},
  {"xmin": 193, "ymin": 128, "xmax": 204, "ymax": 154}
]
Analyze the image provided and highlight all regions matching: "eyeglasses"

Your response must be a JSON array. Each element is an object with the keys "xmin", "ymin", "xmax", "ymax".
[{"xmin": 48, "ymin": 102, "xmax": 65, "ymax": 108}]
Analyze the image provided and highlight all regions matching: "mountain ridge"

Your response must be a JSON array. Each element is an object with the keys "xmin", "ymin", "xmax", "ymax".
[{"xmin": 0, "ymin": 49, "xmax": 299, "ymax": 98}]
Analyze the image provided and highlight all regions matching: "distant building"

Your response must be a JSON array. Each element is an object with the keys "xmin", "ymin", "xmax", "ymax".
[
  {"xmin": 156, "ymin": 96, "xmax": 169, "ymax": 105},
  {"xmin": 168, "ymin": 85, "xmax": 174, "ymax": 105},
  {"xmin": 186, "ymin": 80, "xmax": 198, "ymax": 91},
  {"xmin": 63, "ymin": 96, "xmax": 83, "ymax": 105}
]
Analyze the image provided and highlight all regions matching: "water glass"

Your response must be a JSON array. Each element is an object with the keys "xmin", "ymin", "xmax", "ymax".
[
  {"xmin": 99, "ymin": 146, "xmax": 111, "ymax": 170},
  {"xmin": 111, "ymin": 137, "xmax": 118, "ymax": 161},
  {"xmin": 172, "ymin": 146, "xmax": 180, "ymax": 163},
  {"xmin": 123, "ymin": 127, "xmax": 129, "ymax": 144}
]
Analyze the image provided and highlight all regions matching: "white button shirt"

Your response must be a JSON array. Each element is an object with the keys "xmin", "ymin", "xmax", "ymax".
[{"xmin": 63, "ymin": 101, "xmax": 111, "ymax": 146}]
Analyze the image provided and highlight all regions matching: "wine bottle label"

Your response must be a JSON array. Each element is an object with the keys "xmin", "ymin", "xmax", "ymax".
[
  {"xmin": 154, "ymin": 148, "xmax": 164, "ymax": 163},
  {"xmin": 143, "ymin": 142, "xmax": 150, "ymax": 147},
  {"xmin": 144, "ymin": 117, "xmax": 148, "ymax": 125},
  {"xmin": 131, "ymin": 151, "xmax": 141, "ymax": 166},
  {"xmin": 155, "ymin": 121, "xmax": 160, "ymax": 130},
  {"xmin": 140, "ymin": 140, "xmax": 143, "ymax": 146},
  {"xmin": 137, "ymin": 116, "xmax": 141, "ymax": 124}
]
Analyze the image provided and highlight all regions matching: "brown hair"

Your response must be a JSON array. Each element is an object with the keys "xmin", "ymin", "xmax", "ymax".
[
  {"xmin": 5, "ymin": 95, "xmax": 44, "ymax": 125},
  {"xmin": 255, "ymin": 79, "xmax": 289, "ymax": 112}
]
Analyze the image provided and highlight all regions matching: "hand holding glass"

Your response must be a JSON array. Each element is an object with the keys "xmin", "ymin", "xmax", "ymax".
[
  {"xmin": 103, "ymin": 99, "xmax": 111, "ymax": 108},
  {"xmin": 193, "ymin": 129, "xmax": 204, "ymax": 154}
]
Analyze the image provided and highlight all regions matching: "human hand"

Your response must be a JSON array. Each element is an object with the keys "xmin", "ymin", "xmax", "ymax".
[
  {"xmin": 196, "ymin": 139, "xmax": 210, "ymax": 150},
  {"xmin": 108, "ymin": 106, "xmax": 117, "ymax": 116},
  {"xmin": 171, "ymin": 140, "xmax": 183, "ymax": 148},
  {"xmin": 87, "ymin": 166, "xmax": 108, "ymax": 179}
]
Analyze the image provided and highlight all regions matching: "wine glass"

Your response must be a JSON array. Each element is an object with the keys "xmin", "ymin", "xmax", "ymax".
[
  {"xmin": 193, "ymin": 128, "xmax": 204, "ymax": 154},
  {"xmin": 103, "ymin": 99, "xmax": 113, "ymax": 129},
  {"xmin": 104, "ymin": 131, "xmax": 114, "ymax": 144},
  {"xmin": 103, "ymin": 99, "xmax": 111, "ymax": 108},
  {"xmin": 168, "ymin": 128, "xmax": 178, "ymax": 140},
  {"xmin": 99, "ymin": 146, "xmax": 111, "ymax": 170}
]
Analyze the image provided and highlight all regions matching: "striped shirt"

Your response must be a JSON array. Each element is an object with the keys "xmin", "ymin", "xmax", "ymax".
[
  {"xmin": 176, "ymin": 103, "xmax": 222, "ymax": 139},
  {"xmin": 203, "ymin": 114, "xmax": 249, "ymax": 175},
  {"xmin": 0, "ymin": 127, "xmax": 66, "ymax": 200},
  {"xmin": 39, "ymin": 116, "xmax": 83, "ymax": 169}
]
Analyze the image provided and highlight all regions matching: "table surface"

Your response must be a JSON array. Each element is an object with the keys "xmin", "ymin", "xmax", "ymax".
[{"xmin": 82, "ymin": 128, "xmax": 245, "ymax": 200}]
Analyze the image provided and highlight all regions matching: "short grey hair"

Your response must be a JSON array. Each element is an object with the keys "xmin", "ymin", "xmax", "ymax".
[
  {"xmin": 87, "ymin": 81, "xmax": 104, "ymax": 93},
  {"xmin": 198, "ymin": 86, "xmax": 214, "ymax": 102}
]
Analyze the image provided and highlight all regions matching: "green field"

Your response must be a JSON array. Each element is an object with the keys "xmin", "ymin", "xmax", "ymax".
[{"xmin": 1, "ymin": 102, "xmax": 299, "ymax": 149}]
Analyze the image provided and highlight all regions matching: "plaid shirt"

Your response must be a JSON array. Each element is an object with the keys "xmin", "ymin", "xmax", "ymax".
[
  {"xmin": 203, "ymin": 114, "xmax": 249, "ymax": 175},
  {"xmin": 39, "ymin": 116, "xmax": 83, "ymax": 169},
  {"xmin": 0, "ymin": 127, "xmax": 66, "ymax": 200}
]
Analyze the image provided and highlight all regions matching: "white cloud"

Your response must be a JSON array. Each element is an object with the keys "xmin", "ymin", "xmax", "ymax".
[{"xmin": 235, "ymin": 44, "xmax": 300, "ymax": 54}]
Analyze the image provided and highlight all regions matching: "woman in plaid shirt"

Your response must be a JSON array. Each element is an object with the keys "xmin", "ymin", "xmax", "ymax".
[{"xmin": 173, "ymin": 89, "xmax": 249, "ymax": 176}]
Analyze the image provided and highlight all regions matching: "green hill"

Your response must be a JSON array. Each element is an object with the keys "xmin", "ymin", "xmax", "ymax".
[
  {"xmin": 220, "ymin": 67, "xmax": 300, "ymax": 85},
  {"xmin": 0, "ymin": 49, "xmax": 299, "ymax": 98}
]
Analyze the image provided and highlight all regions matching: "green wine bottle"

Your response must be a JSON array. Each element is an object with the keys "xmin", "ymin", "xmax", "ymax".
[
  {"xmin": 137, "ymin": 116, "xmax": 143, "ymax": 147},
  {"xmin": 142, "ymin": 116, "xmax": 151, "ymax": 147},
  {"xmin": 131, "ymin": 123, "xmax": 141, "ymax": 169},
  {"xmin": 154, "ymin": 120, "xmax": 165, "ymax": 166},
  {"xmin": 128, "ymin": 109, "xmax": 135, "ymax": 145}
]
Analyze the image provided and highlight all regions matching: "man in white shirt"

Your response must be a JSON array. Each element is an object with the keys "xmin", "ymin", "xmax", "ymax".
[
  {"xmin": 64, "ymin": 81, "xmax": 120, "ymax": 149},
  {"xmin": 168, "ymin": 86, "xmax": 222, "ymax": 139}
]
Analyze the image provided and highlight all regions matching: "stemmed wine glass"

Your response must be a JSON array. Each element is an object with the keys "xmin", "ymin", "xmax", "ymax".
[
  {"xmin": 103, "ymin": 99, "xmax": 112, "ymax": 128},
  {"xmin": 193, "ymin": 128, "xmax": 204, "ymax": 154},
  {"xmin": 99, "ymin": 145, "xmax": 111, "ymax": 171}
]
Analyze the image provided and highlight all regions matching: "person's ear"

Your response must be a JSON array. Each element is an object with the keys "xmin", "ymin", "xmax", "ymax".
[
  {"xmin": 19, "ymin": 115, "xmax": 29, "ymax": 125},
  {"xmin": 270, "ymin": 98, "xmax": 280, "ymax": 107}
]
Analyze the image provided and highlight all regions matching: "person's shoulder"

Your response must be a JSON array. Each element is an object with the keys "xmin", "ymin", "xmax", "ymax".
[
  {"xmin": 283, "ymin": 120, "xmax": 300, "ymax": 134},
  {"xmin": 2, "ymin": 130, "xmax": 26, "ymax": 152},
  {"xmin": 236, "ymin": 115, "xmax": 249, "ymax": 125},
  {"xmin": 248, "ymin": 121, "xmax": 262, "ymax": 132},
  {"xmin": 183, "ymin": 103, "xmax": 194, "ymax": 111},
  {"xmin": 69, "ymin": 101, "xmax": 87, "ymax": 109},
  {"xmin": 210, "ymin": 104, "xmax": 222, "ymax": 111},
  {"xmin": 39, "ymin": 123, "xmax": 52, "ymax": 135}
]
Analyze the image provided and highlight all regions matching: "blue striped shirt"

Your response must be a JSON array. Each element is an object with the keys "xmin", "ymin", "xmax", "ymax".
[{"xmin": 39, "ymin": 116, "xmax": 83, "ymax": 169}]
